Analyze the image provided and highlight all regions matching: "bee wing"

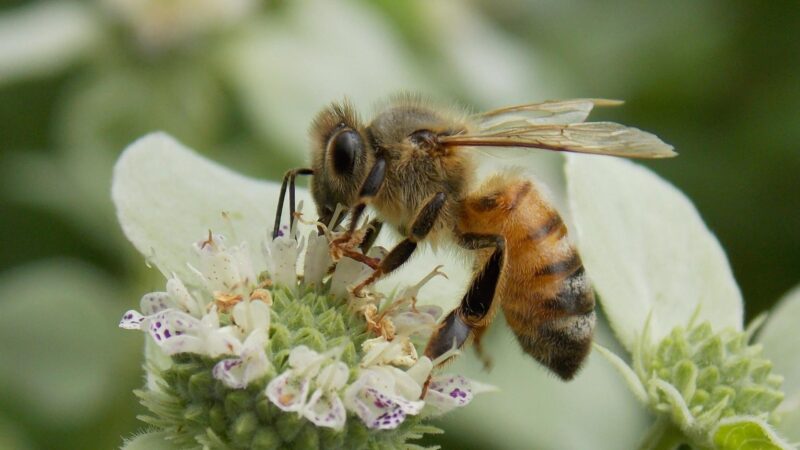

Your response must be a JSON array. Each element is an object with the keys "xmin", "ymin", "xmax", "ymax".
[
  {"xmin": 455, "ymin": 98, "xmax": 675, "ymax": 159},
  {"xmin": 441, "ymin": 121, "xmax": 676, "ymax": 159},
  {"xmin": 476, "ymin": 98, "xmax": 623, "ymax": 129}
]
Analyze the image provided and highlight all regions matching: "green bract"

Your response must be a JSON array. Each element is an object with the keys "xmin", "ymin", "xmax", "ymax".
[{"xmin": 634, "ymin": 320, "xmax": 785, "ymax": 448}]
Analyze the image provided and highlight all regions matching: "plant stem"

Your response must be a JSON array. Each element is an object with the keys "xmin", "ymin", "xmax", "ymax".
[{"xmin": 639, "ymin": 417, "xmax": 686, "ymax": 450}]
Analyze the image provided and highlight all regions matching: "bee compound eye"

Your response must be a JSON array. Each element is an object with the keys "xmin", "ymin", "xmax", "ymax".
[{"xmin": 330, "ymin": 129, "xmax": 362, "ymax": 175}]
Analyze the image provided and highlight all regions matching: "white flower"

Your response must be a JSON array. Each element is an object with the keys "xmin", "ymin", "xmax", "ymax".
[
  {"xmin": 264, "ymin": 233, "xmax": 301, "ymax": 290},
  {"xmin": 121, "ymin": 300, "xmax": 241, "ymax": 357},
  {"xmin": 302, "ymin": 362, "xmax": 349, "ymax": 430},
  {"xmin": 212, "ymin": 327, "xmax": 270, "ymax": 389},
  {"xmin": 266, "ymin": 345, "xmax": 340, "ymax": 414},
  {"xmin": 303, "ymin": 231, "xmax": 333, "ymax": 289},
  {"xmin": 344, "ymin": 366, "xmax": 425, "ymax": 430},
  {"xmin": 191, "ymin": 233, "xmax": 258, "ymax": 299}
]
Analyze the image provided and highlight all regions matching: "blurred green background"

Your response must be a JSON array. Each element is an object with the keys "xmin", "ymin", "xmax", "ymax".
[{"xmin": 0, "ymin": 0, "xmax": 797, "ymax": 448}]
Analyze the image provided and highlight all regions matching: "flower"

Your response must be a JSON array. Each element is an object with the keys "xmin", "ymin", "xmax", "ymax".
[
  {"xmin": 115, "ymin": 133, "xmax": 491, "ymax": 449},
  {"xmin": 566, "ymin": 154, "xmax": 800, "ymax": 449}
]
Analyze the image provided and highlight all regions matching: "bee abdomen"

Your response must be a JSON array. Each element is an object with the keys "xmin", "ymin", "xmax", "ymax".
[{"xmin": 502, "ymin": 261, "xmax": 596, "ymax": 380}]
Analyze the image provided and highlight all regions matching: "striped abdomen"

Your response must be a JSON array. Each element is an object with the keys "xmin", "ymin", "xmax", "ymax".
[{"xmin": 459, "ymin": 175, "xmax": 596, "ymax": 379}]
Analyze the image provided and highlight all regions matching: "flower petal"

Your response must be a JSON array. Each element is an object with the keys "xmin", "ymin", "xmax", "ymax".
[
  {"xmin": 303, "ymin": 390, "xmax": 346, "ymax": 430},
  {"xmin": 424, "ymin": 374, "xmax": 476, "ymax": 415},
  {"xmin": 119, "ymin": 310, "xmax": 145, "ymax": 330},
  {"xmin": 566, "ymin": 154, "xmax": 743, "ymax": 350},
  {"xmin": 758, "ymin": 284, "xmax": 800, "ymax": 441},
  {"xmin": 145, "ymin": 310, "xmax": 204, "ymax": 354},
  {"xmin": 212, "ymin": 358, "xmax": 246, "ymax": 389},
  {"xmin": 266, "ymin": 371, "xmax": 310, "ymax": 412},
  {"xmin": 344, "ymin": 368, "xmax": 424, "ymax": 430},
  {"xmin": 111, "ymin": 132, "xmax": 314, "ymax": 281},
  {"xmin": 303, "ymin": 231, "xmax": 332, "ymax": 288},
  {"xmin": 264, "ymin": 235, "xmax": 300, "ymax": 289},
  {"xmin": 165, "ymin": 276, "xmax": 203, "ymax": 317},
  {"xmin": 316, "ymin": 361, "xmax": 349, "ymax": 391},
  {"xmin": 139, "ymin": 291, "xmax": 174, "ymax": 315},
  {"xmin": 345, "ymin": 384, "xmax": 422, "ymax": 430},
  {"xmin": 232, "ymin": 299, "xmax": 270, "ymax": 336},
  {"xmin": 0, "ymin": 2, "xmax": 99, "ymax": 84}
]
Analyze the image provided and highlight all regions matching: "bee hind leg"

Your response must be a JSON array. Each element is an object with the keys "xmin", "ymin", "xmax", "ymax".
[{"xmin": 424, "ymin": 233, "xmax": 504, "ymax": 365}]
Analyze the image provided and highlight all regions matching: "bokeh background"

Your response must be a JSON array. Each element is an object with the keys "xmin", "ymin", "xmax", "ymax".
[{"xmin": 0, "ymin": 0, "xmax": 798, "ymax": 448}]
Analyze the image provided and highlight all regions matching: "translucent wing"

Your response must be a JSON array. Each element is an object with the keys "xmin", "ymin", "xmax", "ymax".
[
  {"xmin": 476, "ymin": 98, "xmax": 624, "ymax": 129},
  {"xmin": 449, "ymin": 98, "xmax": 675, "ymax": 159}
]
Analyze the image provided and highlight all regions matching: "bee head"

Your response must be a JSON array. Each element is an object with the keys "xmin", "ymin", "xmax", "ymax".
[{"xmin": 309, "ymin": 100, "xmax": 371, "ymax": 226}]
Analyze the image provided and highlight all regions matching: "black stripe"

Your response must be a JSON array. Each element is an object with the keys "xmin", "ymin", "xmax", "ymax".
[
  {"xmin": 528, "ymin": 215, "xmax": 564, "ymax": 242},
  {"xmin": 534, "ymin": 252, "xmax": 582, "ymax": 277},
  {"xmin": 508, "ymin": 182, "xmax": 532, "ymax": 210}
]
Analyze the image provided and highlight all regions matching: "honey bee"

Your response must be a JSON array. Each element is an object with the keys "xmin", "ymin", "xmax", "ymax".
[{"xmin": 273, "ymin": 94, "xmax": 674, "ymax": 380}]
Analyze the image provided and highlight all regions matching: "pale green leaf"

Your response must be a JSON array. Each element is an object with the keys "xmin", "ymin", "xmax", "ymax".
[
  {"xmin": 712, "ymin": 416, "xmax": 793, "ymax": 450},
  {"xmin": 0, "ymin": 2, "xmax": 99, "ymax": 84},
  {"xmin": 758, "ymin": 284, "xmax": 800, "ymax": 441},
  {"xmin": 566, "ymin": 154, "xmax": 743, "ymax": 351},
  {"xmin": 0, "ymin": 260, "xmax": 136, "ymax": 426},
  {"xmin": 111, "ymin": 132, "xmax": 302, "ymax": 281},
  {"xmin": 223, "ymin": 0, "xmax": 429, "ymax": 156},
  {"xmin": 121, "ymin": 431, "xmax": 182, "ymax": 450}
]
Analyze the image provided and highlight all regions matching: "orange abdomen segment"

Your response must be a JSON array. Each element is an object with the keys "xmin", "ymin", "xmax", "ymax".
[{"xmin": 459, "ymin": 175, "xmax": 596, "ymax": 379}]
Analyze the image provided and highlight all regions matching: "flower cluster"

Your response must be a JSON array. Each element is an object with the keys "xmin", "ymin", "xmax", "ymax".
[{"xmin": 120, "ymin": 224, "xmax": 490, "ymax": 448}]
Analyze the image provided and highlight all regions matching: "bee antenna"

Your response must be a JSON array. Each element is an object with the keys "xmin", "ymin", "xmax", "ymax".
[{"xmin": 272, "ymin": 168, "xmax": 313, "ymax": 239}]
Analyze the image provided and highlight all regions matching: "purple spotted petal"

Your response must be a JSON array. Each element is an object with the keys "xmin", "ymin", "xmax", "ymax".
[
  {"xmin": 423, "ymin": 374, "xmax": 475, "ymax": 415},
  {"xmin": 144, "ymin": 309, "xmax": 207, "ymax": 355},
  {"xmin": 119, "ymin": 310, "xmax": 145, "ymax": 330},
  {"xmin": 303, "ymin": 390, "xmax": 346, "ymax": 430},
  {"xmin": 429, "ymin": 375, "xmax": 472, "ymax": 405},
  {"xmin": 213, "ymin": 358, "xmax": 246, "ymax": 389},
  {"xmin": 346, "ymin": 384, "xmax": 423, "ymax": 430},
  {"xmin": 139, "ymin": 292, "xmax": 174, "ymax": 315},
  {"xmin": 266, "ymin": 371, "xmax": 310, "ymax": 412}
]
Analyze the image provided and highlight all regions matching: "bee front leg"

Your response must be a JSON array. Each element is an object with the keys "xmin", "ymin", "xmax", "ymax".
[
  {"xmin": 351, "ymin": 192, "xmax": 446, "ymax": 296},
  {"xmin": 424, "ymin": 233, "xmax": 504, "ymax": 366},
  {"xmin": 330, "ymin": 156, "xmax": 387, "ymax": 249}
]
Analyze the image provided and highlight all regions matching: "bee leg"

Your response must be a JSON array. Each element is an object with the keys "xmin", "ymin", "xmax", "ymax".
[
  {"xmin": 358, "ymin": 219, "xmax": 383, "ymax": 253},
  {"xmin": 272, "ymin": 168, "xmax": 313, "ymax": 239},
  {"xmin": 331, "ymin": 156, "xmax": 387, "ymax": 247},
  {"xmin": 424, "ymin": 234, "xmax": 504, "ymax": 363},
  {"xmin": 351, "ymin": 192, "xmax": 446, "ymax": 295}
]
